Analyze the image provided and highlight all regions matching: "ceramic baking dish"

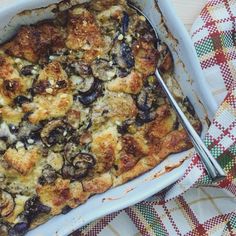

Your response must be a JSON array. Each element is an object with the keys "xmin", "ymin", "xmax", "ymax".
[{"xmin": 0, "ymin": 0, "xmax": 217, "ymax": 235}]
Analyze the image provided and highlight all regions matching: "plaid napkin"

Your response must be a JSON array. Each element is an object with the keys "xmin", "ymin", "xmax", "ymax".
[{"xmin": 72, "ymin": 0, "xmax": 236, "ymax": 235}]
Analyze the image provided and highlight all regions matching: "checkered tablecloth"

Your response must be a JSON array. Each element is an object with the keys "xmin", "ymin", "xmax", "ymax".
[{"xmin": 72, "ymin": 0, "xmax": 236, "ymax": 235}]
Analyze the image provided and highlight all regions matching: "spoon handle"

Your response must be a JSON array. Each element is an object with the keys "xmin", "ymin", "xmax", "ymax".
[{"xmin": 155, "ymin": 70, "xmax": 226, "ymax": 181}]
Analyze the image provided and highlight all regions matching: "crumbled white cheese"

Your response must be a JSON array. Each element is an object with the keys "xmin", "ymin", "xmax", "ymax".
[
  {"xmin": 27, "ymin": 139, "xmax": 35, "ymax": 144},
  {"xmin": 15, "ymin": 141, "xmax": 24, "ymax": 149},
  {"xmin": 31, "ymin": 70, "xmax": 38, "ymax": 75},
  {"xmin": 0, "ymin": 123, "xmax": 17, "ymax": 143},
  {"xmin": 118, "ymin": 34, "xmax": 124, "ymax": 41},
  {"xmin": 49, "ymin": 55, "xmax": 56, "ymax": 60},
  {"xmin": 106, "ymin": 70, "xmax": 116, "ymax": 78},
  {"xmin": 139, "ymin": 15, "xmax": 146, "ymax": 22},
  {"xmin": 14, "ymin": 58, "xmax": 21, "ymax": 63},
  {"xmin": 115, "ymin": 121, "xmax": 121, "ymax": 126},
  {"xmin": 49, "ymin": 79, "xmax": 55, "ymax": 85},
  {"xmin": 46, "ymin": 88, "xmax": 53, "ymax": 94},
  {"xmin": 60, "ymin": 94, "xmax": 68, "ymax": 98},
  {"xmin": 125, "ymin": 35, "xmax": 132, "ymax": 42}
]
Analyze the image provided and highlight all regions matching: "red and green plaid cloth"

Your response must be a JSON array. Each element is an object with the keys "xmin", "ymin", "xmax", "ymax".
[{"xmin": 73, "ymin": 0, "xmax": 236, "ymax": 235}]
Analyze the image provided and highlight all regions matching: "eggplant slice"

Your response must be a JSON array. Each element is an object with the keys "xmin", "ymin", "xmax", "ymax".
[{"xmin": 74, "ymin": 79, "xmax": 103, "ymax": 106}]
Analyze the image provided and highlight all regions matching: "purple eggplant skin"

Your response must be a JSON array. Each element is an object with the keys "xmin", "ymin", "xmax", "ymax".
[
  {"xmin": 78, "ymin": 89, "xmax": 101, "ymax": 105},
  {"xmin": 8, "ymin": 223, "xmax": 29, "ymax": 236},
  {"xmin": 77, "ymin": 80, "xmax": 103, "ymax": 106},
  {"xmin": 13, "ymin": 96, "xmax": 31, "ymax": 107},
  {"xmin": 117, "ymin": 119, "xmax": 134, "ymax": 135},
  {"xmin": 121, "ymin": 42, "xmax": 135, "ymax": 69},
  {"xmin": 121, "ymin": 11, "xmax": 129, "ymax": 34},
  {"xmin": 7, "ymin": 196, "xmax": 51, "ymax": 236},
  {"xmin": 23, "ymin": 196, "xmax": 51, "ymax": 221},
  {"xmin": 61, "ymin": 205, "xmax": 73, "ymax": 215},
  {"xmin": 20, "ymin": 65, "xmax": 35, "ymax": 76}
]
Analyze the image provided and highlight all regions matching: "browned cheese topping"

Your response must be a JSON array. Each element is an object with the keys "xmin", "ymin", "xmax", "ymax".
[{"xmin": 0, "ymin": 0, "xmax": 201, "ymax": 235}]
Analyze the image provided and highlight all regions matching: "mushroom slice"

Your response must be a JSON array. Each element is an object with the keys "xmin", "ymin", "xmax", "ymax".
[
  {"xmin": 62, "ymin": 153, "xmax": 96, "ymax": 180},
  {"xmin": 71, "ymin": 61, "xmax": 92, "ymax": 77},
  {"xmin": 91, "ymin": 59, "xmax": 116, "ymax": 81},
  {"xmin": 40, "ymin": 120, "xmax": 73, "ymax": 148},
  {"xmin": 24, "ymin": 195, "xmax": 51, "ymax": 217},
  {"xmin": 0, "ymin": 190, "xmax": 15, "ymax": 217},
  {"xmin": 20, "ymin": 65, "xmax": 36, "ymax": 76},
  {"xmin": 64, "ymin": 141, "xmax": 82, "ymax": 163},
  {"xmin": 38, "ymin": 165, "xmax": 57, "ymax": 185},
  {"xmin": 120, "ymin": 42, "xmax": 135, "ymax": 69},
  {"xmin": 73, "ymin": 153, "xmax": 96, "ymax": 168},
  {"xmin": 62, "ymin": 163, "xmax": 87, "ymax": 180},
  {"xmin": 73, "ymin": 153, "xmax": 96, "ymax": 179}
]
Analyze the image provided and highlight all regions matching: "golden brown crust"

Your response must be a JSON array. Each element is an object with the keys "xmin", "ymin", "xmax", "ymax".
[
  {"xmin": 158, "ymin": 129, "xmax": 192, "ymax": 159},
  {"xmin": 113, "ymin": 128, "xmax": 192, "ymax": 186},
  {"xmin": 2, "ymin": 23, "xmax": 65, "ymax": 63},
  {"xmin": 92, "ymin": 92, "xmax": 138, "ymax": 127},
  {"xmin": 82, "ymin": 173, "xmax": 113, "ymax": 194},
  {"xmin": 107, "ymin": 71, "xmax": 143, "ymax": 94},
  {"xmin": 92, "ymin": 127, "xmax": 119, "ymax": 173},
  {"xmin": 132, "ymin": 38, "xmax": 157, "ymax": 76},
  {"xmin": 122, "ymin": 134, "xmax": 149, "ymax": 158},
  {"xmin": 66, "ymin": 8, "xmax": 104, "ymax": 63},
  {"xmin": 146, "ymin": 105, "xmax": 177, "ymax": 141},
  {"xmin": 0, "ymin": 106, "xmax": 24, "ymax": 125},
  {"xmin": 37, "ymin": 178, "xmax": 71, "ymax": 215},
  {"xmin": 0, "ymin": 55, "xmax": 16, "ymax": 80},
  {"xmin": 3, "ymin": 147, "xmax": 41, "ymax": 176},
  {"xmin": 113, "ymin": 155, "xmax": 157, "ymax": 186},
  {"xmin": 37, "ymin": 179, "xmax": 90, "ymax": 215},
  {"xmin": 0, "ymin": 54, "xmax": 31, "ymax": 105},
  {"xmin": 22, "ymin": 93, "xmax": 73, "ymax": 124},
  {"xmin": 35, "ymin": 61, "xmax": 70, "ymax": 95}
]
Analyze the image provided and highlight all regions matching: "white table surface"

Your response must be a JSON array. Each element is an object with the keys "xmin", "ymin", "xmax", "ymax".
[{"xmin": 171, "ymin": 0, "xmax": 207, "ymax": 31}]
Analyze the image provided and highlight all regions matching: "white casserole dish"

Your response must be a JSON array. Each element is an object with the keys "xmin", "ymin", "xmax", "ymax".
[{"xmin": 0, "ymin": 0, "xmax": 216, "ymax": 235}]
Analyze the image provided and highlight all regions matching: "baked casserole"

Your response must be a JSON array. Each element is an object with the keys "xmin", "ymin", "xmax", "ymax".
[{"xmin": 0, "ymin": 0, "xmax": 201, "ymax": 235}]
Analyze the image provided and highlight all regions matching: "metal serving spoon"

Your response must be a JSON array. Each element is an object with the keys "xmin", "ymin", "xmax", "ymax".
[{"xmin": 128, "ymin": 2, "xmax": 226, "ymax": 181}]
